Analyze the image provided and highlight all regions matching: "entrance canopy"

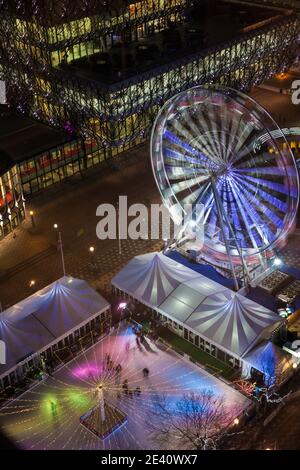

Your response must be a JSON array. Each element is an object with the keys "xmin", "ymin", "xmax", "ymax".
[
  {"xmin": 242, "ymin": 340, "xmax": 294, "ymax": 384},
  {"xmin": 112, "ymin": 252, "xmax": 283, "ymax": 358},
  {"xmin": 0, "ymin": 277, "xmax": 110, "ymax": 378}
]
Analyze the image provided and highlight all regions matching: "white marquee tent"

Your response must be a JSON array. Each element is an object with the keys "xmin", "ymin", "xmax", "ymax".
[
  {"xmin": 0, "ymin": 276, "xmax": 110, "ymax": 381},
  {"xmin": 112, "ymin": 252, "xmax": 283, "ymax": 360}
]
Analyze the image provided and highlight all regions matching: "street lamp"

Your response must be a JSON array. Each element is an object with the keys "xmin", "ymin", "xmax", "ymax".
[
  {"xmin": 29, "ymin": 210, "xmax": 36, "ymax": 229},
  {"xmin": 53, "ymin": 223, "xmax": 58, "ymax": 230},
  {"xmin": 89, "ymin": 246, "xmax": 97, "ymax": 272},
  {"xmin": 29, "ymin": 280, "xmax": 35, "ymax": 287},
  {"xmin": 233, "ymin": 418, "xmax": 239, "ymax": 426},
  {"xmin": 273, "ymin": 257, "xmax": 282, "ymax": 267}
]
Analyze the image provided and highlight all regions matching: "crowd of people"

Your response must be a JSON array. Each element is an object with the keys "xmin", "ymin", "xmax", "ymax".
[{"xmin": 102, "ymin": 325, "xmax": 154, "ymax": 401}]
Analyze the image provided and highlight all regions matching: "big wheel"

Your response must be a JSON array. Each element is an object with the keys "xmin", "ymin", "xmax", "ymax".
[{"xmin": 150, "ymin": 85, "xmax": 299, "ymax": 265}]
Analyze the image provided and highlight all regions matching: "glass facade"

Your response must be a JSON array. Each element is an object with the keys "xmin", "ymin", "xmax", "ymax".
[
  {"xmin": 0, "ymin": 1, "xmax": 299, "ymax": 166},
  {"xmin": 18, "ymin": 138, "xmax": 107, "ymax": 196}
]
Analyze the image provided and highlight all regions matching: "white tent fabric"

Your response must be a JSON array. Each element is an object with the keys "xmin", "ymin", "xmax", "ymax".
[
  {"xmin": 0, "ymin": 316, "xmax": 55, "ymax": 373},
  {"xmin": 0, "ymin": 277, "xmax": 110, "ymax": 377},
  {"xmin": 185, "ymin": 291, "xmax": 282, "ymax": 357},
  {"xmin": 112, "ymin": 252, "xmax": 282, "ymax": 358},
  {"xmin": 112, "ymin": 252, "xmax": 199, "ymax": 307}
]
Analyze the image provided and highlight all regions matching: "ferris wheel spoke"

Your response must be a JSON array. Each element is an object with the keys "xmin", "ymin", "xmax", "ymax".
[
  {"xmin": 240, "ymin": 174, "xmax": 288, "ymax": 196},
  {"xmin": 169, "ymin": 174, "xmax": 212, "ymax": 197},
  {"xmin": 177, "ymin": 107, "xmax": 219, "ymax": 162},
  {"xmin": 195, "ymin": 109, "xmax": 224, "ymax": 165},
  {"xmin": 163, "ymin": 129, "xmax": 203, "ymax": 160},
  {"xmin": 229, "ymin": 183, "xmax": 264, "ymax": 251},
  {"xmin": 164, "ymin": 154, "xmax": 210, "ymax": 172},
  {"xmin": 236, "ymin": 166, "xmax": 286, "ymax": 177},
  {"xmin": 235, "ymin": 151, "xmax": 273, "ymax": 169},
  {"xmin": 233, "ymin": 177, "xmax": 284, "ymax": 232},
  {"xmin": 226, "ymin": 178, "xmax": 271, "ymax": 250},
  {"xmin": 228, "ymin": 123, "xmax": 256, "ymax": 164},
  {"xmin": 225, "ymin": 114, "xmax": 244, "ymax": 161},
  {"xmin": 164, "ymin": 129, "xmax": 215, "ymax": 169},
  {"xmin": 232, "ymin": 131, "xmax": 261, "ymax": 164},
  {"xmin": 167, "ymin": 170, "xmax": 210, "ymax": 186},
  {"xmin": 165, "ymin": 164, "xmax": 207, "ymax": 178},
  {"xmin": 190, "ymin": 133, "xmax": 222, "ymax": 167},
  {"xmin": 234, "ymin": 174, "xmax": 287, "ymax": 213},
  {"xmin": 207, "ymin": 108, "xmax": 225, "ymax": 162},
  {"xmin": 180, "ymin": 108, "xmax": 215, "ymax": 156},
  {"xmin": 163, "ymin": 146, "xmax": 204, "ymax": 166},
  {"xmin": 180, "ymin": 187, "xmax": 203, "ymax": 207}
]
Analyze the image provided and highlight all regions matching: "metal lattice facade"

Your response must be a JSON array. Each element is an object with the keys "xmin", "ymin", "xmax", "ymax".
[{"xmin": 0, "ymin": 1, "xmax": 299, "ymax": 163}]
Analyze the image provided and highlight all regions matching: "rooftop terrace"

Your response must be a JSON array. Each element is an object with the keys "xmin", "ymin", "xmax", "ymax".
[{"xmin": 60, "ymin": 1, "xmax": 293, "ymax": 86}]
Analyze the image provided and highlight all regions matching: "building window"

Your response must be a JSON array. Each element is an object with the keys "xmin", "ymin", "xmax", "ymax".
[{"xmin": 217, "ymin": 348, "xmax": 225, "ymax": 363}]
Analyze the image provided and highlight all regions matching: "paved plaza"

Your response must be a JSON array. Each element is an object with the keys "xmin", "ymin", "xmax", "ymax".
[
  {"xmin": 0, "ymin": 145, "xmax": 161, "ymax": 307},
  {"xmin": 0, "ymin": 326, "xmax": 250, "ymax": 450}
]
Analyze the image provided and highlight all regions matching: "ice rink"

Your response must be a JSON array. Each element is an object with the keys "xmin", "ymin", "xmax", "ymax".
[{"xmin": 0, "ymin": 326, "xmax": 251, "ymax": 450}]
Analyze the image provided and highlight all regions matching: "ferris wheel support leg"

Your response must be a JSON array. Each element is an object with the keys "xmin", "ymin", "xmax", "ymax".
[{"xmin": 211, "ymin": 178, "xmax": 239, "ymax": 292}]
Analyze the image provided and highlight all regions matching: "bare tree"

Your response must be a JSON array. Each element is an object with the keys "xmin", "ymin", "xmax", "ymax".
[{"xmin": 147, "ymin": 390, "xmax": 242, "ymax": 450}]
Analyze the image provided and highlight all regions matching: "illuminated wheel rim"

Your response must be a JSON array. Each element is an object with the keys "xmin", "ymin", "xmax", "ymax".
[{"xmin": 151, "ymin": 85, "xmax": 299, "ymax": 264}]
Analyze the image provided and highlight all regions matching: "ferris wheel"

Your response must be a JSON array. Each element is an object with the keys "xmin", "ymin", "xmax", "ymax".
[{"xmin": 150, "ymin": 85, "xmax": 299, "ymax": 276}]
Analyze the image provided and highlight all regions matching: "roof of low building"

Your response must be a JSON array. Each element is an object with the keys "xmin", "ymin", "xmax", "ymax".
[{"xmin": 0, "ymin": 105, "xmax": 72, "ymax": 172}]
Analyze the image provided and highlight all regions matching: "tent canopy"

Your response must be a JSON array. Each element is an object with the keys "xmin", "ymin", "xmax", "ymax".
[
  {"xmin": 0, "ymin": 277, "xmax": 110, "ymax": 377},
  {"xmin": 112, "ymin": 252, "xmax": 282, "ymax": 358}
]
